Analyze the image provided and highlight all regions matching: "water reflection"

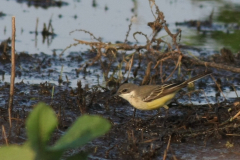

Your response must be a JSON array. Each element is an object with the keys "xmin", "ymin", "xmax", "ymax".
[{"xmin": 16, "ymin": 0, "xmax": 68, "ymax": 9}]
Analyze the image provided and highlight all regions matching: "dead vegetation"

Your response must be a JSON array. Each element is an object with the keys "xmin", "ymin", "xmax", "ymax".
[{"xmin": 62, "ymin": 1, "xmax": 240, "ymax": 88}]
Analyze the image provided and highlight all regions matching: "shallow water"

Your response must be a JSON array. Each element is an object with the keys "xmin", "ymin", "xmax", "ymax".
[{"xmin": 0, "ymin": 0, "xmax": 238, "ymax": 54}]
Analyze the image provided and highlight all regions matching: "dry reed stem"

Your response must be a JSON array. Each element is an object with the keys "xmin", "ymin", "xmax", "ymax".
[
  {"xmin": 8, "ymin": 16, "xmax": 16, "ymax": 130},
  {"xmin": 35, "ymin": 17, "xmax": 39, "ymax": 34}
]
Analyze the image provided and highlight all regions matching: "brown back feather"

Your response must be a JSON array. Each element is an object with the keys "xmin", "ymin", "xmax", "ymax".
[{"xmin": 142, "ymin": 72, "xmax": 211, "ymax": 102}]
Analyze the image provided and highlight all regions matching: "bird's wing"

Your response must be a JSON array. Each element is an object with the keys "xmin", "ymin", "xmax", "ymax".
[
  {"xmin": 142, "ymin": 83, "xmax": 182, "ymax": 102},
  {"xmin": 142, "ymin": 72, "xmax": 212, "ymax": 102}
]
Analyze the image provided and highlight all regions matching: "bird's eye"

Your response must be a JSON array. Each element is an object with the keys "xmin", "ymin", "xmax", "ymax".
[{"xmin": 121, "ymin": 89, "xmax": 128, "ymax": 93}]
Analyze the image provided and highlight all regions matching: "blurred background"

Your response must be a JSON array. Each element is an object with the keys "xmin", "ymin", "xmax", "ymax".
[{"xmin": 1, "ymin": 0, "xmax": 239, "ymax": 54}]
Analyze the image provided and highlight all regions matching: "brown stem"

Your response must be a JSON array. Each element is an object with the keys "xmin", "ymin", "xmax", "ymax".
[
  {"xmin": 163, "ymin": 135, "xmax": 171, "ymax": 160},
  {"xmin": 8, "ymin": 16, "xmax": 16, "ymax": 132},
  {"xmin": 181, "ymin": 55, "xmax": 240, "ymax": 73}
]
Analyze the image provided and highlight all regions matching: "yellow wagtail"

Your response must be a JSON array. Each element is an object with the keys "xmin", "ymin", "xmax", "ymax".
[{"xmin": 115, "ymin": 72, "xmax": 211, "ymax": 110}]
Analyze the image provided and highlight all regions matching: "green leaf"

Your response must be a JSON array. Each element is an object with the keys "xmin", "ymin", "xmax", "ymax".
[
  {"xmin": 26, "ymin": 102, "xmax": 58, "ymax": 154},
  {"xmin": 0, "ymin": 145, "xmax": 35, "ymax": 160},
  {"xmin": 66, "ymin": 152, "xmax": 88, "ymax": 160},
  {"xmin": 50, "ymin": 115, "xmax": 111, "ymax": 151},
  {"xmin": 24, "ymin": 142, "xmax": 63, "ymax": 160},
  {"xmin": 37, "ymin": 150, "xmax": 63, "ymax": 160}
]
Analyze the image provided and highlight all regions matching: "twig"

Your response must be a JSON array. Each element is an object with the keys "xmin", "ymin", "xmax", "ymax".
[
  {"xmin": 2, "ymin": 125, "xmax": 9, "ymax": 146},
  {"xmin": 232, "ymin": 85, "xmax": 239, "ymax": 98},
  {"xmin": 232, "ymin": 110, "xmax": 240, "ymax": 120},
  {"xmin": 126, "ymin": 53, "xmax": 135, "ymax": 80},
  {"xmin": 141, "ymin": 61, "xmax": 152, "ymax": 85},
  {"xmin": 160, "ymin": 61, "xmax": 163, "ymax": 83},
  {"xmin": 164, "ymin": 54, "xmax": 182, "ymax": 82},
  {"xmin": 105, "ymin": 145, "xmax": 117, "ymax": 158},
  {"xmin": 200, "ymin": 89, "xmax": 212, "ymax": 109},
  {"xmin": 226, "ymin": 134, "xmax": 240, "ymax": 136},
  {"xmin": 180, "ymin": 55, "xmax": 240, "ymax": 73},
  {"xmin": 124, "ymin": 16, "xmax": 133, "ymax": 43},
  {"xmin": 154, "ymin": 55, "xmax": 173, "ymax": 69},
  {"xmin": 170, "ymin": 147, "xmax": 178, "ymax": 160},
  {"xmin": 163, "ymin": 135, "xmax": 171, "ymax": 160},
  {"xmin": 133, "ymin": 31, "xmax": 149, "ymax": 43},
  {"xmin": 210, "ymin": 75, "xmax": 227, "ymax": 101},
  {"xmin": 70, "ymin": 29, "xmax": 102, "ymax": 42},
  {"xmin": 149, "ymin": 0, "xmax": 157, "ymax": 20},
  {"xmin": 141, "ymin": 138, "xmax": 159, "ymax": 143}
]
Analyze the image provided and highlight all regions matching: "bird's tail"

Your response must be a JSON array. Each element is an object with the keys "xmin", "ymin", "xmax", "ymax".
[
  {"xmin": 183, "ymin": 71, "xmax": 212, "ymax": 85},
  {"xmin": 161, "ymin": 71, "xmax": 212, "ymax": 94}
]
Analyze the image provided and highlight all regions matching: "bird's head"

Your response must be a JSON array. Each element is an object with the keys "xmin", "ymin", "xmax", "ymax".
[{"xmin": 114, "ymin": 83, "xmax": 138, "ymax": 101}]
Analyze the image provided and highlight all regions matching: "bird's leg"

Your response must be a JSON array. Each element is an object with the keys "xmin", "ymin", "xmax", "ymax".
[
  {"xmin": 163, "ymin": 105, "xmax": 169, "ymax": 110},
  {"xmin": 133, "ymin": 108, "xmax": 136, "ymax": 119},
  {"xmin": 163, "ymin": 105, "xmax": 169, "ymax": 121},
  {"xmin": 158, "ymin": 108, "xmax": 161, "ymax": 114}
]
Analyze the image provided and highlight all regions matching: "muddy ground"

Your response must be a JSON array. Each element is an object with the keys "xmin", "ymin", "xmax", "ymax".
[{"xmin": 1, "ymin": 37, "xmax": 240, "ymax": 159}]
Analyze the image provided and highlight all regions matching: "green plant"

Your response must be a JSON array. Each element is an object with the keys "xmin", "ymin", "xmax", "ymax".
[{"xmin": 0, "ymin": 102, "xmax": 111, "ymax": 160}]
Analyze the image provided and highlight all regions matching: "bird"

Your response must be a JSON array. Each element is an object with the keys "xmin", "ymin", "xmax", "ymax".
[{"xmin": 114, "ymin": 72, "xmax": 211, "ymax": 110}]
